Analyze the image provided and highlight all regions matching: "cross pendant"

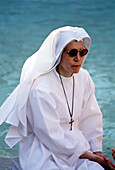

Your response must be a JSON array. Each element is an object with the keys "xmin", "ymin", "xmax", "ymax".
[{"xmin": 69, "ymin": 117, "xmax": 74, "ymax": 131}]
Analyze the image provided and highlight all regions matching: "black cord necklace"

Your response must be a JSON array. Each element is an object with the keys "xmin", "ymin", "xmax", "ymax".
[{"xmin": 59, "ymin": 74, "xmax": 75, "ymax": 131}]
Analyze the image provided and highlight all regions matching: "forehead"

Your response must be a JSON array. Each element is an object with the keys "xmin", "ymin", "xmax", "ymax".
[{"xmin": 65, "ymin": 40, "xmax": 84, "ymax": 49}]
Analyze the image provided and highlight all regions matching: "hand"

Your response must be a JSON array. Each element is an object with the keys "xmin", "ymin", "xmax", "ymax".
[
  {"xmin": 94, "ymin": 151, "xmax": 109, "ymax": 161},
  {"xmin": 80, "ymin": 151, "xmax": 115, "ymax": 169},
  {"xmin": 94, "ymin": 152, "xmax": 115, "ymax": 170},
  {"xmin": 112, "ymin": 148, "xmax": 115, "ymax": 160}
]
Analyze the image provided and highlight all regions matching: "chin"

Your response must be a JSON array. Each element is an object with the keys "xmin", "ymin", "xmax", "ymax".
[{"xmin": 73, "ymin": 69, "xmax": 80, "ymax": 74}]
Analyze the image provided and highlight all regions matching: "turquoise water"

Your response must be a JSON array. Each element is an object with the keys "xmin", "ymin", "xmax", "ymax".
[{"xmin": 0, "ymin": 0, "xmax": 115, "ymax": 161}]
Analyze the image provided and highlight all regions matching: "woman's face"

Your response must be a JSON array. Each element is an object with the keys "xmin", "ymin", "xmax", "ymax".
[{"xmin": 57, "ymin": 40, "xmax": 85, "ymax": 77}]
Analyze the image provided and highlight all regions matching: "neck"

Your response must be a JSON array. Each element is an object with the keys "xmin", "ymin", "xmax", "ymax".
[{"xmin": 56, "ymin": 66, "xmax": 73, "ymax": 77}]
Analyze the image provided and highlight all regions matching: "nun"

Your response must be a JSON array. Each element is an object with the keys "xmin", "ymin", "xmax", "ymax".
[{"xmin": 0, "ymin": 26, "xmax": 115, "ymax": 170}]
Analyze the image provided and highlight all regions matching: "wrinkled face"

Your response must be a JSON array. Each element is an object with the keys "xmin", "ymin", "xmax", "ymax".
[{"xmin": 57, "ymin": 40, "xmax": 85, "ymax": 77}]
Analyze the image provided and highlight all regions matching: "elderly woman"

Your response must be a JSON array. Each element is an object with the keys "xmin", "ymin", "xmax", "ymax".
[{"xmin": 0, "ymin": 26, "xmax": 115, "ymax": 170}]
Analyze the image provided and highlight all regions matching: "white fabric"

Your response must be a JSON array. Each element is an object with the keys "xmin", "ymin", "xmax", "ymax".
[
  {"xmin": 0, "ymin": 26, "xmax": 91, "ymax": 147},
  {"xmin": 12, "ymin": 68, "xmax": 103, "ymax": 169}
]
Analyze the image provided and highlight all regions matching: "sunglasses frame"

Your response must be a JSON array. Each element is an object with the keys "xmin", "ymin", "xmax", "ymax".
[{"xmin": 67, "ymin": 46, "xmax": 88, "ymax": 57}]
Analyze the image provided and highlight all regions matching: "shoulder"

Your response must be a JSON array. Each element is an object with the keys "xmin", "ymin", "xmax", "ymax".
[
  {"xmin": 32, "ymin": 70, "xmax": 56, "ymax": 90},
  {"xmin": 28, "ymin": 70, "xmax": 57, "ymax": 107},
  {"xmin": 74, "ymin": 68, "xmax": 95, "ymax": 90},
  {"xmin": 74, "ymin": 68, "xmax": 90, "ymax": 83},
  {"xmin": 78, "ymin": 68, "xmax": 90, "ymax": 77},
  {"xmin": 29, "ymin": 69, "xmax": 58, "ymax": 98}
]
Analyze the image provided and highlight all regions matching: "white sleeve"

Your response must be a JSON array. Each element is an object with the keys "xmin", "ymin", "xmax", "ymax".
[
  {"xmin": 79, "ymin": 74, "xmax": 103, "ymax": 153},
  {"xmin": 27, "ymin": 88, "xmax": 90, "ymax": 166}
]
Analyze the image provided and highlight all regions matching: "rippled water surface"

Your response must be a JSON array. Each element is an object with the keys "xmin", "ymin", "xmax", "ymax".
[{"xmin": 0, "ymin": 0, "xmax": 115, "ymax": 160}]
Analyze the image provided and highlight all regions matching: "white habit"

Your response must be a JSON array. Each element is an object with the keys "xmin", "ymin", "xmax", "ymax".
[
  {"xmin": 12, "ymin": 68, "xmax": 103, "ymax": 170},
  {"xmin": 0, "ymin": 26, "xmax": 104, "ymax": 169}
]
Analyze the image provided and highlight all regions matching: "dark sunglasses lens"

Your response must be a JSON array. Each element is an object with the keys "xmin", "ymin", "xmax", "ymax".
[
  {"xmin": 80, "ymin": 49, "xmax": 88, "ymax": 56},
  {"xmin": 69, "ymin": 49, "xmax": 78, "ymax": 57}
]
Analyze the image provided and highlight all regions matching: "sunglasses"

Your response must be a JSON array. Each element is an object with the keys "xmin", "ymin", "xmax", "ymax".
[{"xmin": 67, "ymin": 48, "xmax": 88, "ymax": 57}]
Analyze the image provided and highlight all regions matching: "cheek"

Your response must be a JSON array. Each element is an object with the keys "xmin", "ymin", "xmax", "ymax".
[
  {"xmin": 81, "ymin": 57, "xmax": 84, "ymax": 63},
  {"xmin": 60, "ymin": 53, "xmax": 73, "ymax": 68},
  {"xmin": 61, "ymin": 57, "xmax": 71, "ymax": 66}
]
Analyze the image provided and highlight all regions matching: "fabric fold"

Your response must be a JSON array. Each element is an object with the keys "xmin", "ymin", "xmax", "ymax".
[{"xmin": 0, "ymin": 26, "xmax": 91, "ymax": 148}]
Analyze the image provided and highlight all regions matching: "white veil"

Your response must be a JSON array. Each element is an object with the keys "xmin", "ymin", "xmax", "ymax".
[{"xmin": 0, "ymin": 26, "xmax": 91, "ymax": 147}]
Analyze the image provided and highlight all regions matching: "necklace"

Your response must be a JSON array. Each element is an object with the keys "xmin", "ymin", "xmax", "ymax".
[{"xmin": 59, "ymin": 74, "xmax": 75, "ymax": 131}]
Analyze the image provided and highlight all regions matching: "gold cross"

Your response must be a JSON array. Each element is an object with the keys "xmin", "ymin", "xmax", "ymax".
[{"xmin": 69, "ymin": 117, "xmax": 74, "ymax": 131}]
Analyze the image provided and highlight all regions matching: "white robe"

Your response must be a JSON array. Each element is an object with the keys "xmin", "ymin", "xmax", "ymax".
[{"xmin": 12, "ymin": 68, "xmax": 104, "ymax": 170}]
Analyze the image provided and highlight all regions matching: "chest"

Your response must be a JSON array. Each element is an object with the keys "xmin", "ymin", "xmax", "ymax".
[{"xmin": 52, "ymin": 77, "xmax": 85, "ymax": 124}]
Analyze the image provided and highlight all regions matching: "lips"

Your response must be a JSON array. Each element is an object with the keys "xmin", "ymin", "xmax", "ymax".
[{"xmin": 72, "ymin": 65, "xmax": 81, "ymax": 68}]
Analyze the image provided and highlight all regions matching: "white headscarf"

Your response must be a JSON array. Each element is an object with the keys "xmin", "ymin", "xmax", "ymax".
[{"xmin": 0, "ymin": 26, "xmax": 91, "ymax": 147}]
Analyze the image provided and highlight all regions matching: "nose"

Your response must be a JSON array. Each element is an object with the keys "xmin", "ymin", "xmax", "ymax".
[{"xmin": 73, "ymin": 53, "xmax": 80, "ymax": 62}]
